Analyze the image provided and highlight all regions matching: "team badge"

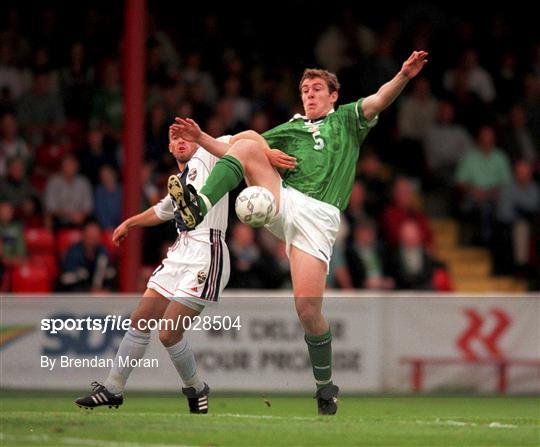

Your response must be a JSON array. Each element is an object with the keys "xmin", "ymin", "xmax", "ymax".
[
  {"xmin": 197, "ymin": 271, "xmax": 207, "ymax": 284},
  {"xmin": 188, "ymin": 168, "xmax": 197, "ymax": 181}
]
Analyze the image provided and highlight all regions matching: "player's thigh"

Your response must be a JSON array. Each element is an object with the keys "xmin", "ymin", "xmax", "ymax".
[
  {"xmin": 158, "ymin": 301, "xmax": 202, "ymax": 347},
  {"xmin": 229, "ymin": 139, "xmax": 282, "ymax": 208},
  {"xmin": 130, "ymin": 288, "xmax": 170, "ymax": 332}
]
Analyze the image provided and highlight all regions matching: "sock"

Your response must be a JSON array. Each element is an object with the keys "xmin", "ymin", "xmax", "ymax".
[
  {"xmin": 104, "ymin": 327, "xmax": 150, "ymax": 394},
  {"xmin": 198, "ymin": 155, "xmax": 244, "ymax": 215},
  {"xmin": 305, "ymin": 329, "xmax": 333, "ymax": 390},
  {"xmin": 165, "ymin": 338, "xmax": 205, "ymax": 393}
]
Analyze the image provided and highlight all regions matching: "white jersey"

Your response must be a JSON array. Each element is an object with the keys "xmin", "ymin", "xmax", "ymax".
[{"xmin": 153, "ymin": 136, "xmax": 231, "ymax": 238}]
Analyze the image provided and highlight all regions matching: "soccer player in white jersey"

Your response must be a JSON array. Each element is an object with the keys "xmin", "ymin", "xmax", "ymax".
[{"xmin": 75, "ymin": 128, "xmax": 231, "ymax": 414}]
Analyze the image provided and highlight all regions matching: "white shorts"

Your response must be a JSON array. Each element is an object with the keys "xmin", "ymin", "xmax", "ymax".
[
  {"xmin": 147, "ymin": 229, "xmax": 230, "ymax": 311},
  {"xmin": 265, "ymin": 183, "xmax": 340, "ymax": 272}
]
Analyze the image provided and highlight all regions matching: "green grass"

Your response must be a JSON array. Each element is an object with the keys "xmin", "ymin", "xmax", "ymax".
[{"xmin": 1, "ymin": 391, "xmax": 539, "ymax": 446}]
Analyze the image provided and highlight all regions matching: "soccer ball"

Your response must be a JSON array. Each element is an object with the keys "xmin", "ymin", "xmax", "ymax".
[{"xmin": 235, "ymin": 186, "xmax": 276, "ymax": 228}]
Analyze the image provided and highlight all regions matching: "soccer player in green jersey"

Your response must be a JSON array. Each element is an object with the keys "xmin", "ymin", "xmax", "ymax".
[{"xmin": 169, "ymin": 50, "xmax": 428, "ymax": 414}]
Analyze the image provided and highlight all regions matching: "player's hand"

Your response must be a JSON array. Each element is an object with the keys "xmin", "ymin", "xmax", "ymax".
[
  {"xmin": 267, "ymin": 149, "xmax": 297, "ymax": 170},
  {"xmin": 112, "ymin": 222, "xmax": 129, "ymax": 246},
  {"xmin": 171, "ymin": 117, "xmax": 202, "ymax": 142},
  {"xmin": 400, "ymin": 51, "xmax": 428, "ymax": 79}
]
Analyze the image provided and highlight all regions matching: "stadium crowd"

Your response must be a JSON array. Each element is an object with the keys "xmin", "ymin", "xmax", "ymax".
[{"xmin": 1, "ymin": 4, "xmax": 539, "ymax": 292}]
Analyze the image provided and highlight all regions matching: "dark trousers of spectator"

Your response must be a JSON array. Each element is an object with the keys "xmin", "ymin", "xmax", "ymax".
[{"xmin": 459, "ymin": 198, "xmax": 496, "ymax": 247}]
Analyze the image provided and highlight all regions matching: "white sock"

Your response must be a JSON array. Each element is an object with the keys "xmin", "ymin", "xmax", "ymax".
[
  {"xmin": 165, "ymin": 338, "xmax": 205, "ymax": 393},
  {"xmin": 104, "ymin": 327, "xmax": 150, "ymax": 394}
]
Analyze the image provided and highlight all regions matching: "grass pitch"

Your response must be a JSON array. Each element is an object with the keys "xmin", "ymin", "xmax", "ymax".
[{"xmin": 0, "ymin": 391, "xmax": 538, "ymax": 446}]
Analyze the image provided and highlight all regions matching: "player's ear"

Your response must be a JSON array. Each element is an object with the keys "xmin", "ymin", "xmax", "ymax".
[{"xmin": 330, "ymin": 91, "xmax": 338, "ymax": 105}]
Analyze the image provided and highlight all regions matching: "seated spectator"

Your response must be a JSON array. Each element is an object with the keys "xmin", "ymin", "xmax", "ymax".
[
  {"xmin": 16, "ymin": 70, "xmax": 65, "ymax": 147},
  {"xmin": 90, "ymin": 59, "xmax": 123, "ymax": 140},
  {"xmin": 31, "ymin": 127, "xmax": 72, "ymax": 191},
  {"xmin": 58, "ymin": 41, "xmax": 94, "ymax": 121},
  {"xmin": 0, "ymin": 156, "xmax": 39, "ymax": 214},
  {"xmin": 0, "ymin": 200, "xmax": 26, "ymax": 269},
  {"xmin": 344, "ymin": 180, "xmax": 369, "ymax": 230},
  {"xmin": 494, "ymin": 160, "xmax": 540, "ymax": 276},
  {"xmin": 44, "ymin": 154, "xmax": 93, "ymax": 229},
  {"xmin": 423, "ymin": 100, "xmax": 473, "ymax": 187},
  {"xmin": 357, "ymin": 151, "xmax": 390, "ymax": 218},
  {"xmin": 345, "ymin": 218, "xmax": 393, "ymax": 290},
  {"xmin": 382, "ymin": 177, "xmax": 433, "ymax": 250},
  {"xmin": 145, "ymin": 103, "xmax": 169, "ymax": 163},
  {"xmin": 456, "ymin": 125, "xmax": 512, "ymax": 246},
  {"xmin": 0, "ymin": 111, "xmax": 31, "ymax": 176},
  {"xmin": 396, "ymin": 77, "xmax": 436, "ymax": 179},
  {"xmin": 443, "ymin": 49, "xmax": 496, "ymax": 104},
  {"xmin": 58, "ymin": 219, "xmax": 115, "ymax": 292},
  {"xmin": 501, "ymin": 104, "xmax": 538, "ymax": 163},
  {"xmin": 228, "ymin": 222, "xmax": 278, "ymax": 289},
  {"xmin": 388, "ymin": 220, "xmax": 441, "ymax": 290},
  {"xmin": 94, "ymin": 165, "xmax": 122, "ymax": 230},
  {"xmin": 79, "ymin": 127, "xmax": 118, "ymax": 185}
]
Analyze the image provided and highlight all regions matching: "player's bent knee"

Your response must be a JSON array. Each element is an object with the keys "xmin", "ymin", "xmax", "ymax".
[
  {"xmin": 296, "ymin": 306, "xmax": 322, "ymax": 331},
  {"xmin": 159, "ymin": 329, "xmax": 183, "ymax": 347}
]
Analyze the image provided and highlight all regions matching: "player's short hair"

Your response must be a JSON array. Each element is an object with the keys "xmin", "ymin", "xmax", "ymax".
[{"xmin": 299, "ymin": 69, "xmax": 340, "ymax": 94}]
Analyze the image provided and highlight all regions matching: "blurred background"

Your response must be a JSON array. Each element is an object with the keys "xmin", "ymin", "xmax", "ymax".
[{"xmin": 1, "ymin": 2, "xmax": 539, "ymax": 294}]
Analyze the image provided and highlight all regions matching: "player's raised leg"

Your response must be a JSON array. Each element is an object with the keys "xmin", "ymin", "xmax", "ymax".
[
  {"xmin": 158, "ymin": 300, "xmax": 210, "ymax": 414},
  {"xmin": 75, "ymin": 289, "xmax": 170, "ymax": 409},
  {"xmin": 168, "ymin": 120, "xmax": 285, "ymax": 230},
  {"xmin": 290, "ymin": 246, "xmax": 339, "ymax": 415}
]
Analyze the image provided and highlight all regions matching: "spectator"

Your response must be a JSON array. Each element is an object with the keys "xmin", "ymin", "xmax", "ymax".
[
  {"xmin": 443, "ymin": 49, "xmax": 496, "ymax": 104},
  {"xmin": 501, "ymin": 103, "xmax": 537, "ymax": 163},
  {"xmin": 94, "ymin": 165, "xmax": 122, "ymax": 230},
  {"xmin": 0, "ymin": 40, "xmax": 31, "ymax": 101},
  {"xmin": 145, "ymin": 103, "xmax": 169, "ymax": 163},
  {"xmin": 456, "ymin": 125, "xmax": 512, "ymax": 245},
  {"xmin": 44, "ymin": 154, "xmax": 93, "ymax": 229},
  {"xmin": 397, "ymin": 77, "xmax": 437, "ymax": 143},
  {"xmin": 0, "ymin": 111, "xmax": 31, "ymax": 176},
  {"xmin": 0, "ymin": 200, "xmax": 26, "ymax": 269},
  {"xmin": 0, "ymin": 156, "xmax": 39, "ymax": 213},
  {"xmin": 90, "ymin": 60, "xmax": 123, "ymax": 140},
  {"xmin": 228, "ymin": 222, "xmax": 277, "ymax": 289},
  {"xmin": 344, "ymin": 180, "xmax": 370, "ymax": 230},
  {"xmin": 494, "ymin": 160, "xmax": 540, "ymax": 275},
  {"xmin": 423, "ymin": 100, "xmax": 473, "ymax": 187},
  {"xmin": 58, "ymin": 41, "xmax": 94, "ymax": 121},
  {"xmin": 345, "ymin": 219, "xmax": 393, "ymax": 290},
  {"xmin": 388, "ymin": 220, "xmax": 440, "ymax": 290},
  {"xmin": 16, "ymin": 70, "xmax": 65, "ymax": 147},
  {"xmin": 382, "ymin": 177, "xmax": 433, "ymax": 250},
  {"xmin": 222, "ymin": 75, "xmax": 252, "ymax": 127},
  {"xmin": 79, "ymin": 127, "xmax": 118, "ymax": 185},
  {"xmin": 357, "ymin": 151, "xmax": 390, "ymax": 219},
  {"xmin": 59, "ymin": 219, "xmax": 115, "ymax": 292}
]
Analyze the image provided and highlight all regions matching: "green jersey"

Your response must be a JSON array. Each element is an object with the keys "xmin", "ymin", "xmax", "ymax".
[{"xmin": 262, "ymin": 98, "xmax": 377, "ymax": 210}]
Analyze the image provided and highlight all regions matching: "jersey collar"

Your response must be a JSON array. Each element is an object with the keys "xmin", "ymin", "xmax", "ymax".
[{"xmin": 293, "ymin": 108, "xmax": 335, "ymax": 124}]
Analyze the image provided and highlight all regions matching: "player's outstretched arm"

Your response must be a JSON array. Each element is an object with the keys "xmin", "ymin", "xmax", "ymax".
[
  {"xmin": 112, "ymin": 207, "xmax": 162, "ymax": 246},
  {"xmin": 171, "ymin": 118, "xmax": 231, "ymax": 158},
  {"xmin": 362, "ymin": 50, "xmax": 428, "ymax": 121}
]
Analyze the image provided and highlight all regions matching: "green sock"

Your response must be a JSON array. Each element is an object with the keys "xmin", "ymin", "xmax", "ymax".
[
  {"xmin": 198, "ymin": 155, "xmax": 244, "ymax": 216},
  {"xmin": 305, "ymin": 329, "xmax": 333, "ymax": 389}
]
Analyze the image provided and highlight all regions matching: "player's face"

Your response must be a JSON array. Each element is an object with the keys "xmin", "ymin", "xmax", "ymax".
[
  {"xmin": 300, "ymin": 77, "xmax": 338, "ymax": 120},
  {"xmin": 168, "ymin": 133, "xmax": 198, "ymax": 163}
]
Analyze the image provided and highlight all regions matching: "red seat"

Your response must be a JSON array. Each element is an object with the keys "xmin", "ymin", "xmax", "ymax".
[
  {"xmin": 24, "ymin": 228, "xmax": 55, "ymax": 255},
  {"xmin": 101, "ymin": 229, "xmax": 119, "ymax": 260},
  {"xmin": 11, "ymin": 263, "xmax": 51, "ymax": 293},
  {"xmin": 56, "ymin": 228, "xmax": 83, "ymax": 259},
  {"xmin": 29, "ymin": 254, "xmax": 59, "ymax": 283}
]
